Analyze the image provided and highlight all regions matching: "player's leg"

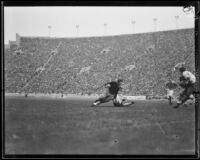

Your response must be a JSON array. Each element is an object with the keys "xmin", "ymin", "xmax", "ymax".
[
  {"xmin": 181, "ymin": 85, "xmax": 195, "ymax": 106},
  {"xmin": 168, "ymin": 96, "xmax": 172, "ymax": 105},
  {"xmin": 187, "ymin": 94, "xmax": 195, "ymax": 105},
  {"xmin": 113, "ymin": 95, "xmax": 134, "ymax": 107},
  {"xmin": 168, "ymin": 90, "xmax": 173, "ymax": 105},
  {"xmin": 91, "ymin": 94, "xmax": 114, "ymax": 107},
  {"xmin": 113, "ymin": 94, "xmax": 121, "ymax": 106},
  {"xmin": 121, "ymin": 101, "xmax": 135, "ymax": 106},
  {"xmin": 167, "ymin": 89, "xmax": 173, "ymax": 105},
  {"xmin": 174, "ymin": 85, "xmax": 194, "ymax": 108},
  {"xmin": 91, "ymin": 96, "xmax": 106, "ymax": 106},
  {"xmin": 91, "ymin": 98, "xmax": 102, "ymax": 106},
  {"xmin": 121, "ymin": 96, "xmax": 135, "ymax": 106},
  {"xmin": 25, "ymin": 93, "xmax": 28, "ymax": 97},
  {"xmin": 174, "ymin": 89, "xmax": 186, "ymax": 108}
]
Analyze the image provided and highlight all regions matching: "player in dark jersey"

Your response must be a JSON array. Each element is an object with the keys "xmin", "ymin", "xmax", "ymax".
[{"xmin": 91, "ymin": 79, "xmax": 134, "ymax": 107}]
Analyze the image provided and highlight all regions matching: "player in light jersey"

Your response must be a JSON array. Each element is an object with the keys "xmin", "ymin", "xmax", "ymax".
[
  {"xmin": 165, "ymin": 79, "xmax": 178, "ymax": 105},
  {"xmin": 173, "ymin": 63, "xmax": 196, "ymax": 108},
  {"xmin": 113, "ymin": 94, "xmax": 134, "ymax": 107}
]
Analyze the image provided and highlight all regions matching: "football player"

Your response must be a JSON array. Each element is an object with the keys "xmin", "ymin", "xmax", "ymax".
[
  {"xmin": 165, "ymin": 79, "xmax": 178, "ymax": 105},
  {"xmin": 173, "ymin": 63, "xmax": 196, "ymax": 108},
  {"xmin": 113, "ymin": 94, "xmax": 135, "ymax": 107},
  {"xmin": 91, "ymin": 79, "xmax": 134, "ymax": 107}
]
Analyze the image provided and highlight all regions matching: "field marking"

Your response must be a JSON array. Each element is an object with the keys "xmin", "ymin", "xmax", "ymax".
[
  {"xmin": 150, "ymin": 106, "xmax": 195, "ymax": 137},
  {"xmin": 152, "ymin": 107, "xmax": 167, "ymax": 135},
  {"xmin": 155, "ymin": 122, "xmax": 166, "ymax": 135},
  {"xmin": 127, "ymin": 119, "xmax": 195, "ymax": 128},
  {"xmin": 46, "ymin": 119, "xmax": 195, "ymax": 136},
  {"xmin": 64, "ymin": 119, "xmax": 195, "ymax": 133}
]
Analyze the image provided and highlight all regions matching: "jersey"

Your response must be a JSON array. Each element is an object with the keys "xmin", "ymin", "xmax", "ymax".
[
  {"xmin": 113, "ymin": 95, "xmax": 124, "ymax": 106},
  {"xmin": 105, "ymin": 81, "xmax": 121, "ymax": 95},
  {"xmin": 167, "ymin": 89, "xmax": 174, "ymax": 98},
  {"xmin": 166, "ymin": 81, "xmax": 178, "ymax": 90},
  {"xmin": 181, "ymin": 71, "xmax": 196, "ymax": 84}
]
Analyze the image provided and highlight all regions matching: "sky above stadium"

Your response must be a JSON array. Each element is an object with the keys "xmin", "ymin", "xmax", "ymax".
[{"xmin": 4, "ymin": 6, "xmax": 194, "ymax": 44}]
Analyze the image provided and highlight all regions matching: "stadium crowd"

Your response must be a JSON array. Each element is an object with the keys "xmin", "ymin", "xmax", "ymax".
[{"xmin": 5, "ymin": 28, "xmax": 195, "ymax": 96}]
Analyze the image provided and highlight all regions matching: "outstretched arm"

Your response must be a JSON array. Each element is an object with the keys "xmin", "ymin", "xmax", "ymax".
[{"xmin": 104, "ymin": 82, "xmax": 111, "ymax": 88}]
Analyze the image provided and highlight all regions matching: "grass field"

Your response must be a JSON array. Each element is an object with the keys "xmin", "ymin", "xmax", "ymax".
[{"xmin": 4, "ymin": 96, "xmax": 195, "ymax": 155}]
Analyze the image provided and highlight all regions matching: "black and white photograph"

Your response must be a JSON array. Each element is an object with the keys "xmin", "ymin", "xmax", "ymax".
[{"xmin": 2, "ymin": 1, "xmax": 200, "ymax": 158}]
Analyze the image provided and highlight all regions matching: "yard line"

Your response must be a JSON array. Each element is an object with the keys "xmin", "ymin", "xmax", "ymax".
[
  {"xmin": 156, "ymin": 122, "xmax": 166, "ymax": 135},
  {"xmin": 152, "ymin": 107, "xmax": 166, "ymax": 135}
]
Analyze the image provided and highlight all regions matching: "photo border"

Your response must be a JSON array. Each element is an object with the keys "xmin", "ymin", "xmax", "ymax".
[{"xmin": 1, "ymin": 1, "xmax": 200, "ymax": 159}]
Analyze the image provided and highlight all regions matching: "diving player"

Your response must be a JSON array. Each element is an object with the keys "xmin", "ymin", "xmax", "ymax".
[{"xmin": 91, "ymin": 79, "xmax": 134, "ymax": 107}]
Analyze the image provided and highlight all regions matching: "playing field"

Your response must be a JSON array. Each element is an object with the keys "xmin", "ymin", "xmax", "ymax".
[{"xmin": 4, "ymin": 96, "xmax": 195, "ymax": 155}]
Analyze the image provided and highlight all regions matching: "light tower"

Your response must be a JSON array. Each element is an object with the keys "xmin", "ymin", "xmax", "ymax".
[
  {"xmin": 175, "ymin": 15, "xmax": 179, "ymax": 29},
  {"xmin": 76, "ymin": 25, "xmax": 80, "ymax": 37},
  {"xmin": 48, "ymin": 25, "xmax": 52, "ymax": 37},
  {"xmin": 153, "ymin": 18, "xmax": 157, "ymax": 32},
  {"xmin": 131, "ymin": 20, "xmax": 136, "ymax": 33},
  {"xmin": 104, "ymin": 23, "xmax": 107, "ymax": 35}
]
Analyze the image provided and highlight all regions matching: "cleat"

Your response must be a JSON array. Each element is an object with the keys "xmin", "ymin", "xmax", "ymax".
[
  {"xmin": 173, "ymin": 105, "xmax": 179, "ymax": 109},
  {"xmin": 91, "ymin": 101, "xmax": 100, "ymax": 107},
  {"xmin": 173, "ymin": 103, "xmax": 181, "ymax": 109},
  {"xmin": 183, "ymin": 103, "xmax": 188, "ymax": 107}
]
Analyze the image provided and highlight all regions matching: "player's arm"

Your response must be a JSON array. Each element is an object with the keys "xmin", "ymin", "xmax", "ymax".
[
  {"xmin": 177, "ymin": 81, "xmax": 187, "ymax": 88},
  {"xmin": 179, "ymin": 77, "xmax": 189, "ymax": 87},
  {"xmin": 104, "ymin": 82, "xmax": 111, "ymax": 88},
  {"xmin": 184, "ymin": 78, "xmax": 190, "ymax": 84}
]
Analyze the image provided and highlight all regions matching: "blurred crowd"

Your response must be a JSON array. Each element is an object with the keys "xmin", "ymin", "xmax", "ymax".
[{"xmin": 5, "ymin": 28, "xmax": 195, "ymax": 96}]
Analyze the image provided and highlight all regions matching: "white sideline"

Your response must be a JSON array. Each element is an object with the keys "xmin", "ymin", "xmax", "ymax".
[
  {"xmin": 125, "ymin": 96, "xmax": 146, "ymax": 100},
  {"xmin": 5, "ymin": 93, "xmax": 146, "ymax": 100}
]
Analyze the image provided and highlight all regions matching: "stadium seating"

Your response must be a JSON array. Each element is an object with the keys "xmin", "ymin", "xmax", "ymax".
[{"xmin": 5, "ymin": 28, "xmax": 195, "ymax": 96}]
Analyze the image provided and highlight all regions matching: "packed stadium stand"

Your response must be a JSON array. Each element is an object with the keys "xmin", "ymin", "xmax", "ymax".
[{"xmin": 5, "ymin": 28, "xmax": 195, "ymax": 96}]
